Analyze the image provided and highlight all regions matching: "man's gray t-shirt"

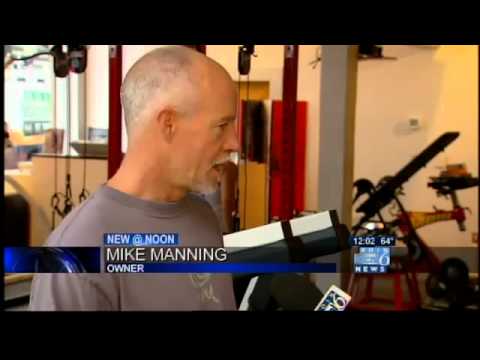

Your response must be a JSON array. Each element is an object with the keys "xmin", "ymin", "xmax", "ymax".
[
  {"xmin": 29, "ymin": 185, "xmax": 237, "ymax": 311},
  {"xmin": 199, "ymin": 189, "xmax": 225, "ymax": 234}
]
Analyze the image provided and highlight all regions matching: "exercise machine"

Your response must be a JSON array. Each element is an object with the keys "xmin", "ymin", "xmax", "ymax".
[{"xmin": 348, "ymin": 132, "xmax": 479, "ymax": 310}]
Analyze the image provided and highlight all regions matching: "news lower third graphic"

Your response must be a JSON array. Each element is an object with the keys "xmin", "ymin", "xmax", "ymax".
[
  {"xmin": 4, "ymin": 233, "xmax": 337, "ymax": 274},
  {"xmin": 4, "ymin": 247, "xmax": 101, "ymax": 273},
  {"xmin": 104, "ymin": 233, "xmax": 180, "ymax": 247},
  {"xmin": 351, "ymin": 235, "xmax": 396, "ymax": 274},
  {"xmin": 350, "ymin": 235, "xmax": 396, "ymax": 247}
]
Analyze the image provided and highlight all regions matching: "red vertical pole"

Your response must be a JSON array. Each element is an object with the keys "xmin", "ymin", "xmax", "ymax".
[
  {"xmin": 280, "ymin": 45, "xmax": 299, "ymax": 220},
  {"xmin": 295, "ymin": 101, "xmax": 307, "ymax": 213},
  {"xmin": 108, "ymin": 45, "xmax": 123, "ymax": 179}
]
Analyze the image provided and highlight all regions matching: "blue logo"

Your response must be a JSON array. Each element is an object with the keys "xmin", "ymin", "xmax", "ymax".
[{"xmin": 354, "ymin": 247, "xmax": 390, "ymax": 273}]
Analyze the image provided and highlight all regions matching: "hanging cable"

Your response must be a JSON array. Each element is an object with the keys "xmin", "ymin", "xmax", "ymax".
[
  {"xmin": 243, "ymin": 74, "xmax": 250, "ymax": 230},
  {"xmin": 63, "ymin": 75, "xmax": 74, "ymax": 216},
  {"xmin": 237, "ymin": 45, "xmax": 256, "ymax": 230},
  {"xmin": 233, "ymin": 71, "xmax": 242, "ymax": 232},
  {"xmin": 49, "ymin": 46, "xmax": 72, "ymax": 228},
  {"xmin": 9, "ymin": 52, "xmax": 52, "ymax": 63},
  {"xmin": 50, "ymin": 73, "xmax": 74, "ymax": 226},
  {"xmin": 79, "ymin": 76, "xmax": 90, "ymax": 203},
  {"xmin": 51, "ymin": 73, "xmax": 60, "ymax": 230},
  {"xmin": 237, "ymin": 72, "xmax": 241, "ymax": 149}
]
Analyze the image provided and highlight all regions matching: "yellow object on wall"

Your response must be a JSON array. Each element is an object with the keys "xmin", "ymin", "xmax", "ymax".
[
  {"xmin": 235, "ymin": 81, "xmax": 270, "ymax": 101},
  {"xmin": 238, "ymin": 161, "xmax": 268, "ymax": 229}
]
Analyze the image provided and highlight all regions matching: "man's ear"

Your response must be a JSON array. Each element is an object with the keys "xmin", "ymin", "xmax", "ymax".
[{"xmin": 156, "ymin": 109, "xmax": 177, "ymax": 143}]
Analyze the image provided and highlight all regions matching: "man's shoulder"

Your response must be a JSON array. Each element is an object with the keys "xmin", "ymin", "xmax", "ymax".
[
  {"xmin": 186, "ymin": 191, "xmax": 223, "ymax": 236},
  {"xmin": 188, "ymin": 192, "xmax": 220, "ymax": 218},
  {"xmin": 188, "ymin": 191, "xmax": 215, "ymax": 209}
]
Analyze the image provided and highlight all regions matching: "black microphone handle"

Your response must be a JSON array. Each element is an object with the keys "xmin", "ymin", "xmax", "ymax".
[
  {"xmin": 248, "ymin": 274, "xmax": 277, "ymax": 311},
  {"xmin": 270, "ymin": 273, "xmax": 324, "ymax": 311}
]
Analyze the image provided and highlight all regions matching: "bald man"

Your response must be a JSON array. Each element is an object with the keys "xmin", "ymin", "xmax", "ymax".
[{"xmin": 30, "ymin": 46, "xmax": 240, "ymax": 311}]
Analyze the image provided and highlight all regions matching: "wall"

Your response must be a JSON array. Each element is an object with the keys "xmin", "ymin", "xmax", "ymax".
[
  {"xmin": 85, "ymin": 45, "xmax": 168, "ymax": 149},
  {"xmin": 121, "ymin": 45, "xmax": 169, "ymax": 152},
  {"xmin": 86, "ymin": 45, "xmax": 109, "ymax": 131},
  {"xmin": 55, "ymin": 74, "xmax": 83, "ymax": 149}
]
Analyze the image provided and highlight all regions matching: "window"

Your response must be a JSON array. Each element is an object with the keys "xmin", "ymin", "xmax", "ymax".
[
  {"xmin": 5, "ymin": 45, "xmax": 55, "ymax": 136},
  {"xmin": 5, "ymin": 45, "xmax": 85, "ymax": 154}
]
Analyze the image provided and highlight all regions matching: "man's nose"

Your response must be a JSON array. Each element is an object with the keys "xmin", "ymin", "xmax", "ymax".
[{"xmin": 224, "ymin": 125, "xmax": 240, "ymax": 153}]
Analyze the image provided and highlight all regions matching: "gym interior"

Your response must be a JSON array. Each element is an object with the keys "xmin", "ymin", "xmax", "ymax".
[{"xmin": 4, "ymin": 45, "xmax": 479, "ymax": 311}]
